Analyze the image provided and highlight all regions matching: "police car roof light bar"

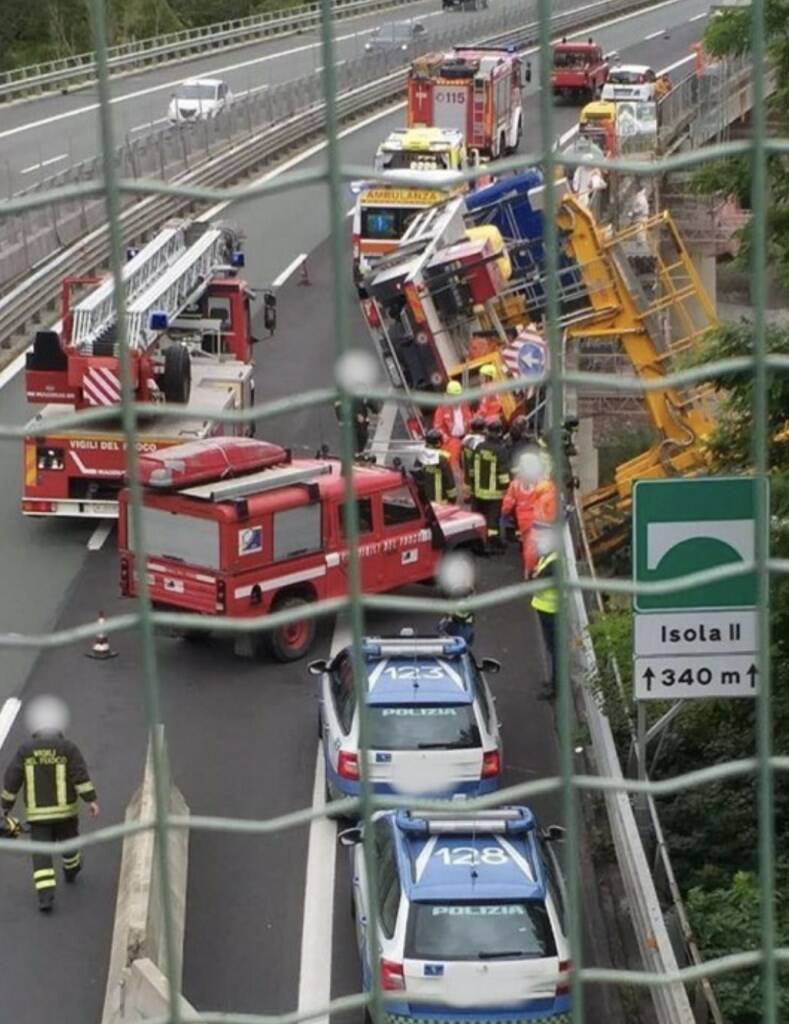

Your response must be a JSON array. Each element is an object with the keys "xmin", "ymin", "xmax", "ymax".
[
  {"xmin": 363, "ymin": 636, "xmax": 467, "ymax": 658},
  {"xmin": 181, "ymin": 461, "xmax": 333, "ymax": 502},
  {"xmin": 397, "ymin": 807, "xmax": 536, "ymax": 836}
]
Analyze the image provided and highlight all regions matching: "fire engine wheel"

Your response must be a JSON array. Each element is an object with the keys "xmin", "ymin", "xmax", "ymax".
[
  {"xmin": 162, "ymin": 344, "xmax": 192, "ymax": 404},
  {"xmin": 266, "ymin": 596, "xmax": 316, "ymax": 661}
]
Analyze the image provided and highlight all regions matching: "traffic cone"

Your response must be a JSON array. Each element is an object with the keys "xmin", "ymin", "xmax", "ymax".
[{"xmin": 86, "ymin": 611, "xmax": 118, "ymax": 660}]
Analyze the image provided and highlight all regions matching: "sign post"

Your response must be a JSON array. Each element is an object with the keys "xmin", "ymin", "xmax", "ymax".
[{"xmin": 632, "ymin": 476, "xmax": 767, "ymax": 702}]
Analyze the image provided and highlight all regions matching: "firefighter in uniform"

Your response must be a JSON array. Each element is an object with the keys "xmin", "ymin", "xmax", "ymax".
[
  {"xmin": 414, "ymin": 429, "xmax": 457, "ymax": 504},
  {"xmin": 438, "ymin": 605, "xmax": 475, "ymax": 647},
  {"xmin": 472, "ymin": 418, "xmax": 510, "ymax": 550},
  {"xmin": 2, "ymin": 707, "xmax": 99, "ymax": 912},
  {"xmin": 461, "ymin": 415, "xmax": 487, "ymax": 499},
  {"xmin": 334, "ymin": 397, "xmax": 378, "ymax": 455},
  {"xmin": 433, "ymin": 380, "xmax": 472, "ymax": 472},
  {"xmin": 531, "ymin": 526, "xmax": 559, "ymax": 701}
]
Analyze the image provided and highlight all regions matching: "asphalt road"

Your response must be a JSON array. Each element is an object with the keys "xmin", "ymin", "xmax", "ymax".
[{"xmin": 0, "ymin": 3, "xmax": 711, "ymax": 1022}]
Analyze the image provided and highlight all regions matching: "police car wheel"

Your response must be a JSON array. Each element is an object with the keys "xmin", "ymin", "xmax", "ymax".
[{"xmin": 266, "ymin": 596, "xmax": 316, "ymax": 661}]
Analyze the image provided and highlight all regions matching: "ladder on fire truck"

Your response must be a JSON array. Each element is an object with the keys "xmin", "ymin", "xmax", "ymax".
[{"xmin": 70, "ymin": 221, "xmax": 234, "ymax": 355}]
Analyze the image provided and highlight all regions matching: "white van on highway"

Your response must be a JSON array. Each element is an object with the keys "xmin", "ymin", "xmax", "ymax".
[
  {"xmin": 168, "ymin": 78, "xmax": 233, "ymax": 124},
  {"xmin": 601, "ymin": 63, "xmax": 657, "ymax": 102}
]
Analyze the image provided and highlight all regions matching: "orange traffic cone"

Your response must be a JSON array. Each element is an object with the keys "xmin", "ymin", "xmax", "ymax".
[{"xmin": 86, "ymin": 611, "xmax": 118, "ymax": 660}]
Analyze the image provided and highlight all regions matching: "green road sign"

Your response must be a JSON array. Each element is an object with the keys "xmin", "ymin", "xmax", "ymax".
[{"xmin": 632, "ymin": 477, "xmax": 767, "ymax": 612}]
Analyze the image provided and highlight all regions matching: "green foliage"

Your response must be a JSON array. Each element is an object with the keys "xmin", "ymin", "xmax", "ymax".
[
  {"xmin": 586, "ymin": 606, "xmax": 634, "ymax": 745},
  {"xmin": 0, "ymin": 0, "xmax": 302, "ymax": 71},
  {"xmin": 693, "ymin": 2, "xmax": 789, "ymax": 286},
  {"xmin": 686, "ymin": 867, "xmax": 789, "ymax": 1024}
]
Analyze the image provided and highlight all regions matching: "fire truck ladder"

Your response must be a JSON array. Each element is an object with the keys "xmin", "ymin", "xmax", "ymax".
[
  {"xmin": 72, "ymin": 226, "xmax": 230, "ymax": 355},
  {"xmin": 182, "ymin": 462, "xmax": 332, "ymax": 502},
  {"xmin": 71, "ymin": 224, "xmax": 190, "ymax": 354}
]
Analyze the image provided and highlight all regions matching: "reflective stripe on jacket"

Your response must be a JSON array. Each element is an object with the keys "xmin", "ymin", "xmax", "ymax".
[
  {"xmin": 2, "ymin": 734, "xmax": 97, "ymax": 822},
  {"xmin": 472, "ymin": 442, "xmax": 510, "ymax": 500},
  {"xmin": 531, "ymin": 552, "xmax": 559, "ymax": 615}
]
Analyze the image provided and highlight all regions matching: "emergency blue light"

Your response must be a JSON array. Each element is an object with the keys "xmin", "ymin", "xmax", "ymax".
[
  {"xmin": 231, "ymin": 251, "xmax": 245, "ymax": 268},
  {"xmin": 149, "ymin": 311, "xmax": 169, "ymax": 331}
]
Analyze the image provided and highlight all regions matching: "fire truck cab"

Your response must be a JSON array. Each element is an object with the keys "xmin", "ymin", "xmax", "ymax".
[
  {"xmin": 551, "ymin": 38, "xmax": 611, "ymax": 101},
  {"xmin": 22, "ymin": 220, "xmax": 260, "ymax": 518},
  {"xmin": 407, "ymin": 48, "xmax": 528, "ymax": 159},
  {"xmin": 119, "ymin": 438, "xmax": 487, "ymax": 661}
]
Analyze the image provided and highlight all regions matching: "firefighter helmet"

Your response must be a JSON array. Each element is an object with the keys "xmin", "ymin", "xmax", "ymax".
[
  {"xmin": 486, "ymin": 418, "xmax": 504, "ymax": 436},
  {"xmin": 425, "ymin": 428, "xmax": 443, "ymax": 448},
  {"xmin": 470, "ymin": 415, "xmax": 486, "ymax": 432},
  {"xmin": 509, "ymin": 415, "xmax": 533, "ymax": 442},
  {"xmin": 445, "ymin": 380, "xmax": 463, "ymax": 396}
]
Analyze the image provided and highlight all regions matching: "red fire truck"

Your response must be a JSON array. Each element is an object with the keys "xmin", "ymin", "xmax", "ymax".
[
  {"xmin": 23, "ymin": 220, "xmax": 262, "ymax": 518},
  {"xmin": 118, "ymin": 437, "xmax": 487, "ymax": 661},
  {"xmin": 551, "ymin": 38, "xmax": 611, "ymax": 101},
  {"xmin": 407, "ymin": 47, "xmax": 529, "ymax": 159}
]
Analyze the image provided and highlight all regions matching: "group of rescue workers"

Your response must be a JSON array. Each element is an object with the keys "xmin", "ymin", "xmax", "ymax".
[{"xmin": 414, "ymin": 368, "xmax": 562, "ymax": 704}]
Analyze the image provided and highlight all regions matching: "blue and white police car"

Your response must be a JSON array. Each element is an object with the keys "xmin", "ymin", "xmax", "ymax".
[
  {"xmin": 341, "ymin": 808, "xmax": 571, "ymax": 1023},
  {"xmin": 309, "ymin": 634, "xmax": 502, "ymax": 802}
]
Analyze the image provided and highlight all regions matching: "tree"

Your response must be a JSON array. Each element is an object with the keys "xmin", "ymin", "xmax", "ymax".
[{"xmin": 693, "ymin": 2, "xmax": 789, "ymax": 287}]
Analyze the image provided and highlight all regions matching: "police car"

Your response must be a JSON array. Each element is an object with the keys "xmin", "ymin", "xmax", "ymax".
[
  {"xmin": 340, "ymin": 808, "xmax": 571, "ymax": 1022},
  {"xmin": 309, "ymin": 634, "xmax": 502, "ymax": 803}
]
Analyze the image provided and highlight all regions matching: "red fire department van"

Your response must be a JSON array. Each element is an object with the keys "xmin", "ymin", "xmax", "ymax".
[
  {"xmin": 551, "ymin": 39, "xmax": 610, "ymax": 101},
  {"xmin": 118, "ymin": 438, "xmax": 487, "ymax": 661},
  {"xmin": 407, "ymin": 47, "xmax": 528, "ymax": 159},
  {"xmin": 22, "ymin": 220, "xmax": 260, "ymax": 518}
]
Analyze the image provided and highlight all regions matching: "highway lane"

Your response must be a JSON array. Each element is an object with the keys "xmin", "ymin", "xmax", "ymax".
[
  {"xmin": 0, "ymin": 6, "xmax": 711, "ymax": 1021},
  {"xmin": 0, "ymin": 0, "xmax": 708, "ymax": 189}
]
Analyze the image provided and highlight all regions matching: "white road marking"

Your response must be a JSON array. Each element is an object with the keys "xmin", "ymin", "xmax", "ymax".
[
  {"xmin": 346, "ymin": 205, "xmax": 355, "ymax": 217},
  {"xmin": 130, "ymin": 116, "xmax": 168, "ymax": 132},
  {"xmin": 689, "ymin": 11, "xmax": 707, "ymax": 21},
  {"xmin": 272, "ymin": 253, "xmax": 309, "ymax": 288},
  {"xmin": 0, "ymin": 698, "xmax": 22, "ymax": 752},
  {"xmin": 297, "ymin": 620, "xmax": 350, "ymax": 1024},
  {"xmin": 316, "ymin": 59, "xmax": 347, "ymax": 73},
  {"xmin": 0, "ymin": 350, "xmax": 28, "ymax": 391},
  {"xmin": 661, "ymin": 53, "xmax": 695, "ymax": 75},
  {"xmin": 644, "ymin": 28, "xmax": 666, "ymax": 40},
  {"xmin": 87, "ymin": 520, "xmax": 113, "ymax": 550},
  {"xmin": 19, "ymin": 153, "xmax": 67, "ymax": 174}
]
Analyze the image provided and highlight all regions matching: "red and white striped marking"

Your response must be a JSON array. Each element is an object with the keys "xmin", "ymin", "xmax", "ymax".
[
  {"xmin": 82, "ymin": 366, "xmax": 122, "ymax": 406},
  {"xmin": 501, "ymin": 326, "xmax": 545, "ymax": 377}
]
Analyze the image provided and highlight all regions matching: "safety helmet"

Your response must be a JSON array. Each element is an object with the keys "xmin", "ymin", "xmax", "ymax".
[
  {"xmin": 425, "ymin": 428, "xmax": 443, "ymax": 447},
  {"xmin": 479, "ymin": 363, "xmax": 497, "ymax": 379},
  {"xmin": 486, "ymin": 418, "xmax": 504, "ymax": 436},
  {"xmin": 470, "ymin": 415, "xmax": 486, "ymax": 432},
  {"xmin": 446, "ymin": 380, "xmax": 463, "ymax": 396}
]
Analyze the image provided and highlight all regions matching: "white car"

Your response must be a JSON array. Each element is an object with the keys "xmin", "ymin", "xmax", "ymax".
[
  {"xmin": 310, "ymin": 632, "xmax": 503, "ymax": 806},
  {"xmin": 340, "ymin": 807, "xmax": 571, "ymax": 1021},
  {"xmin": 601, "ymin": 63, "xmax": 657, "ymax": 102},
  {"xmin": 168, "ymin": 78, "xmax": 233, "ymax": 124}
]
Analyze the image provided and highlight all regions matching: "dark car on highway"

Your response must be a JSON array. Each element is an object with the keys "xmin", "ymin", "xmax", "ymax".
[{"xmin": 365, "ymin": 20, "xmax": 427, "ymax": 53}]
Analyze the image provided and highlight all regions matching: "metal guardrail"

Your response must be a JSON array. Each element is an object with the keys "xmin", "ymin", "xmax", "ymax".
[
  {"xmin": 0, "ymin": 0, "xmax": 660, "ymax": 330},
  {"xmin": 0, "ymin": 0, "xmax": 423, "ymax": 103}
]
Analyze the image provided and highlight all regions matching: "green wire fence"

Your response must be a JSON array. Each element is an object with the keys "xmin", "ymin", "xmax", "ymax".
[{"xmin": 0, "ymin": 0, "xmax": 785, "ymax": 1022}]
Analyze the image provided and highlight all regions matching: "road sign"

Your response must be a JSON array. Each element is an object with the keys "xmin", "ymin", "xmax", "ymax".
[
  {"xmin": 632, "ymin": 477, "xmax": 766, "ymax": 612},
  {"xmin": 634, "ymin": 655, "xmax": 760, "ymax": 701},
  {"xmin": 632, "ymin": 477, "xmax": 767, "ymax": 703},
  {"xmin": 516, "ymin": 339, "xmax": 547, "ymax": 378}
]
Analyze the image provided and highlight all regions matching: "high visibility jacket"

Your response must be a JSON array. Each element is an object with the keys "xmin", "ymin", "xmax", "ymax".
[
  {"xmin": 472, "ymin": 440, "xmax": 510, "ymax": 500},
  {"xmin": 476, "ymin": 394, "xmax": 503, "ymax": 422},
  {"xmin": 531, "ymin": 553, "xmax": 559, "ymax": 615},
  {"xmin": 2, "ymin": 733, "xmax": 97, "ymax": 823},
  {"xmin": 461, "ymin": 432, "xmax": 485, "ymax": 487},
  {"xmin": 416, "ymin": 449, "xmax": 457, "ymax": 504},
  {"xmin": 433, "ymin": 403, "xmax": 472, "ymax": 442},
  {"xmin": 502, "ymin": 478, "xmax": 538, "ymax": 532}
]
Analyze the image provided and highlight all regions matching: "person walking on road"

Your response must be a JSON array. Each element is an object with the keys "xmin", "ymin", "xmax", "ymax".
[
  {"xmin": 1, "ymin": 696, "xmax": 99, "ymax": 913},
  {"xmin": 531, "ymin": 527, "xmax": 560, "ymax": 701},
  {"xmin": 433, "ymin": 380, "xmax": 472, "ymax": 472},
  {"xmin": 472, "ymin": 418, "xmax": 510, "ymax": 551}
]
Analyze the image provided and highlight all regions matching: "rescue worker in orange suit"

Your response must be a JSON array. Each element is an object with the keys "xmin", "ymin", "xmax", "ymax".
[
  {"xmin": 433, "ymin": 380, "xmax": 472, "ymax": 472},
  {"xmin": 471, "ymin": 418, "xmax": 510, "ymax": 551},
  {"xmin": 475, "ymin": 364, "xmax": 504, "ymax": 423},
  {"xmin": 502, "ymin": 451, "xmax": 542, "ymax": 576},
  {"xmin": 461, "ymin": 415, "xmax": 487, "ymax": 500},
  {"xmin": 414, "ymin": 428, "xmax": 457, "ymax": 504},
  {"xmin": 2, "ymin": 696, "xmax": 99, "ymax": 912}
]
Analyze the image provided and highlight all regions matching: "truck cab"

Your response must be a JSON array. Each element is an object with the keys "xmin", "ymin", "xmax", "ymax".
[
  {"xmin": 119, "ymin": 438, "xmax": 486, "ymax": 661},
  {"xmin": 373, "ymin": 127, "xmax": 471, "ymax": 174},
  {"xmin": 551, "ymin": 39, "xmax": 610, "ymax": 100}
]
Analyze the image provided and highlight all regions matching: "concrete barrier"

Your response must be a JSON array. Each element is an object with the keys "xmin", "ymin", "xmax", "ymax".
[
  {"xmin": 117, "ymin": 959, "xmax": 203, "ymax": 1023},
  {"xmin": 103, "ymin": 726, "xmax": 190, "ymax": 1024}
]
